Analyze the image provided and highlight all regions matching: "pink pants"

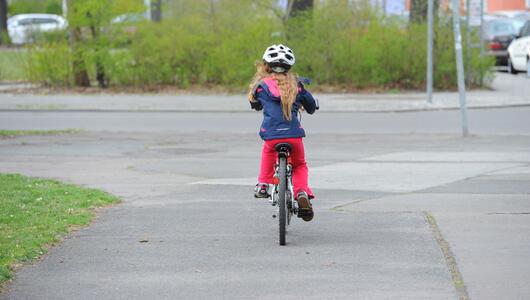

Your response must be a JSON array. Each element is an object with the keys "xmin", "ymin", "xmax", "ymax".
[{"xmin": 258, "ymin": 137, "xmax": 314, "ymax": 198}]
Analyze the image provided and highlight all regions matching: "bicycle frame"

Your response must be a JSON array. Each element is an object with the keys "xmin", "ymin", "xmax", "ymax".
[
  {"xmin": 270, "ymin": 163, "xmax": 296, "ymax": 211},
  {"xmin": 270, "ymin": 157, "xmax": 298, "ymax": 240}
]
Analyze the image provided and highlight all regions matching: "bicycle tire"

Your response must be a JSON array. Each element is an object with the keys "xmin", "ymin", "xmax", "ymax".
[{"xmin": 278, "ymin": 156, "xmax": 287, "ymax": 246}]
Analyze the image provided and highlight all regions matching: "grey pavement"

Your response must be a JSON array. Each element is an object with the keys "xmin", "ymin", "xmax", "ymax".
[
  {"xmin": 1, "ymin": 107, "xmax": 530, "ymax": 135},
  {"xmin": 1, "ymin": 73, "xmax": 530, "ymax": 112},
  {"xmin": 0, "ymin": 107, "xmax": 529, "ymax": 299},
  {"xmin": 1, "ymin": 71, "xmax": 529, "ymax": 299}
]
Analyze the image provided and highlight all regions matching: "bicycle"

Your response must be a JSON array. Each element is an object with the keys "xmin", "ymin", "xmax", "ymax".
[{"xmin": 269, "ymin": 142, "xmax": 297, "ymax": 246}]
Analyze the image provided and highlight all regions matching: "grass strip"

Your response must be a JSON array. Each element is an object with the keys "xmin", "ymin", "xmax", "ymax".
[
  {"xmin": 0, "ymin": 173, "xmax": 119, "ymax": 285},
  {"xmin": 0, "ymin": 129, "xmax": 82, "ymax": 138}
]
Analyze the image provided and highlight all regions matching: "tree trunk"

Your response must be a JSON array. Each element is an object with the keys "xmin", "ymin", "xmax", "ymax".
[
  {"xmin": 89, "ymin": 24, "xmax": 107, "ymax": 88},
  {"xmin": 410, "ymin": 0, "xmax": 439, "ymax": 24},
  {"xmin": 0, "ymin": 0, "xmax": 8, "ymax": 45},
  {"xmin": 410, "ymin": 0, "xmax": 427, "ymax": 23},
  {"xmin": 151, "ymin": 0, "xmax": 162, "ymax": 22},
  {"xmin": 285, "ymin": 0, "xmax": 313, "ymax": 70},
  {"xmin": 67, "ymin": 0, "xmax": 90, "ymax": 87},
  {"xmin": 71, "ymin": 27, "xmax": 90, "ymax": 87},
  {"xmin": 288, "ymin": 0, "xmax": 313, "ymax": 18}
]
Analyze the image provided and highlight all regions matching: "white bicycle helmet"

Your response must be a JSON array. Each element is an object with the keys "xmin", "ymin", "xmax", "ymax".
[{"xmin": 262, "ymin": 44, "xmax": 295, "ymax": 73}]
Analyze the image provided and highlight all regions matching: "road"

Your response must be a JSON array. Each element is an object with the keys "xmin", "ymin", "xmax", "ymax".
[
  {"xmin": 1, "ymin": 107, "xmax": 530, "ymax": 135},
  {"xmin": 0, "ymin": 108, "xmax": 529, "ymax": 299}
]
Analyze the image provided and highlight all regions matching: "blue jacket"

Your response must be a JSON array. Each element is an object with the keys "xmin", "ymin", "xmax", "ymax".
[{"xmin": 250, "ymin": 77, "xmax": 318, "ymax": 141}]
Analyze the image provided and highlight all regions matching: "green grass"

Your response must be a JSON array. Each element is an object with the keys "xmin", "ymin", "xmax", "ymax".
[
  {"xmin": 0, "ymin": 173, "xmax": 120, "ymax": 284},
  {"xmin": 0, "ymin": 49, "xmax": 28, "ymax": 82},
  {"xmin": 0, "ymin": 129, "xmax": 82, "ymax": 138}
]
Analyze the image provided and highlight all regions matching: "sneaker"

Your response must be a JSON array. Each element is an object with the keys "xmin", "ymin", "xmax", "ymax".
[
  {"xmin": 254, "ymin": 183, "xmax": 270, "ymax": 198},
  {"xmin": 296, "ymin": 191, "xmax": 314, "ymax": 222}
]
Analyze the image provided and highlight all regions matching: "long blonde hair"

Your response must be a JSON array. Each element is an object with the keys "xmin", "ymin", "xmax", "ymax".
[{"xmin": 248, "ymin": 61, "xmax": 298, "ymax": 121}]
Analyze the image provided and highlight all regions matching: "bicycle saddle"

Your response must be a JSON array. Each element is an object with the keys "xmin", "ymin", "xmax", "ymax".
[{"xmin": 274, "ymin": 143, "xmax": 292, "ymax": 153}]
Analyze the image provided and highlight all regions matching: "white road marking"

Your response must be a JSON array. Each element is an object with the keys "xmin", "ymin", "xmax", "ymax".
[{"xmin": 192, "ymin": 152, "xmax": 521, "ymax": 193}]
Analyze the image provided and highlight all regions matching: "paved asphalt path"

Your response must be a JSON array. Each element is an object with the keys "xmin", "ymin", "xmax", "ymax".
[
  {"xmin": 1, "ymin": 107, "xmax": 530, "ymax": 135},
  {"xmin": 1, "ymin": 109, "xmax": 529, "ymax": 299},
  {"xmin": 1, "ymin": 73, "xmax": 529, "ymax": 112}
]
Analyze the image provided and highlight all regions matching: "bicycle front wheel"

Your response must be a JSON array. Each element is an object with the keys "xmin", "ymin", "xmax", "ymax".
[{"xmin": 278, "ymin": 156, "xmax": 287, "ymax": 246}]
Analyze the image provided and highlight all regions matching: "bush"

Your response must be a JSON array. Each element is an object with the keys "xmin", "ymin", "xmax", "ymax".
[
  {"xmin": 99, "ymin": 11, "xmax": 278, "ymax": 87},
  {"xmin": 20, "ymin": 0, "xmax": 494, "ymax": 90},
  {"xmin": 116, "ymin": 21, "xmax": 210, "ymax": 86},
  {"xmin": 25, "ymin": 43, "xmax": 72, "ymax": 86},
  {"xmin": 287, "ymin": 5, "xmax": 493, "ymax": 90},
  {"xmin": 0, "ymin": 50, "xmax": 28, "ymax": 82}
]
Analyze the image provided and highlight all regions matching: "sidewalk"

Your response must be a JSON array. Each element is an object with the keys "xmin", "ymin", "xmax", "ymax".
[
  {"xmin": 1, "ymin": 131, "xmax": 529, "ymax": 300},
  {"xmin": 0, "ymin": 73, "xmax": 529, "ymax": 112}
]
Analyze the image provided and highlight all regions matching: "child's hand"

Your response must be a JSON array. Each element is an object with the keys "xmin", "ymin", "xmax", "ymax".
[{"xmin": 250, "ymin": 99, "xmax": 263, "ymax": 111}]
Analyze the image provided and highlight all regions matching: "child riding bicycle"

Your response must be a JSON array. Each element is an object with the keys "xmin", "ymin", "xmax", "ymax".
[{"xmin": 248, "ymin": 44, "xmax": 318, "ymax": 222}]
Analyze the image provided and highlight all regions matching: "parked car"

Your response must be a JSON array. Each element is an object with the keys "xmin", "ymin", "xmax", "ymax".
[
  {"xmin": 110, "ymin": 12, "xmax": 149, "ymax": 35},
  {"xmin": 111, "ymin": 13, "xmax": 149, "ymax": 24},
  {"xmin": 7, "ymin": 14, "xmax": 67, "ymax": 45},
  {"xmin": 507, "ymin": 20, "xmax": 530, "ymax": 74},
  {"xmin": 491, "ymin": 10, "xmax": 530, "ymax": 35},
  {"xmin": 482, "ymin": 17, "xmax": 519, "ymax": 66}
]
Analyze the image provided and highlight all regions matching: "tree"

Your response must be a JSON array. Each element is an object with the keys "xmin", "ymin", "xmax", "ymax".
[
  {"xmin": 66, "ymin": 0, "xmax": 90, "ymax": 87},
  {"xmin": 66, "ymin": 0, "xmax": 144, "ymax": 87},
  {"xmin": 284, "ymin": 0, "xmax": 313, "ymax": 42},
  {"xmin": 0, "ymin": 0, "xmax": 8, "ymax": 45}
]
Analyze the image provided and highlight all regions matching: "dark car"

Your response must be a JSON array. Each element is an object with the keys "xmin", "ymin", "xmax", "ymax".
[
  {"xmin": 491, "ymin": 10, "xmax": 530, "ymax": 34},
  {"xmin": 483, "ymin": 18, "xmax": 519, "ymax": 66}
]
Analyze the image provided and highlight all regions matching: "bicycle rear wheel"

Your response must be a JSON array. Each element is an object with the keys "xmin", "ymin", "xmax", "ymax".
[{"xmin": 278, "ymin": 156, "xmax": 287, "ymax": 246}]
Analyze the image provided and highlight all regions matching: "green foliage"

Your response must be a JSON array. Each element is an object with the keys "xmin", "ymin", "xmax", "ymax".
[
  {"xmin": 67, "ymin": 0, "xmax": 144, "ymax": 28},
  {"xmin": 23, "ymin": 0, "xmax": 145, "ymax": 87},
  {"xmin": 0, "ymin": 173, "xmax": 119, "ymax": 284},
  {"xmin": 8, "ymin": 0, "xmax": 62, "ymax": 15},
  {"xmin": 19, "ymin": 0, "xmax": 494, "ymax": 90},
  {"xmin": 0, "ymin": 50, "xmax": 27, "ymax": 82},
  {"xmin": 0, "ymin": 31, "xmax": 10, "ymax": 46},
  {"xmin": 114, "ymin": 21, "xmax": 206, "ymax": 86},
  {"xmin": 25, "ymin": 42, "xmax": 72, "ymax": 86},
  {"xmin": 100, "ymin": 0, "xmax": 279, "ymax": 87},
  {"xmin": 45, "ymin": 2, "xmax": 62, "ymax": 14},
  {"xmin": 288, "ymin": 3, "xmax": 492, "ymax": 90}
]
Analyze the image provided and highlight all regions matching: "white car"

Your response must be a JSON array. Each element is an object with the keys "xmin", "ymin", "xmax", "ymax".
[
  {"xmin": 7, "ymin": 14, "xmax": 67, "ymax": 45},
  {"xmin": 507, "ymin": 20, "xmax": 530, "ymax": 74}
]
